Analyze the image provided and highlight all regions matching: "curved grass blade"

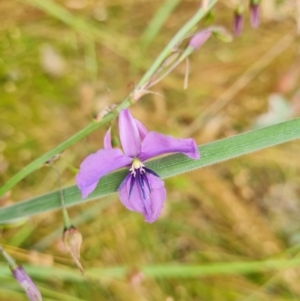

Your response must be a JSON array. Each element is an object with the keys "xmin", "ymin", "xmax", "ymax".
[{"xmin": 0, "ymin": 118, "xmax": 299, "ymax": 223}]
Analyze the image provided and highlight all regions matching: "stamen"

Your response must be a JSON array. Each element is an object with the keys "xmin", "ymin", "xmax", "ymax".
[
  {"xmin": 129, "ymin": 166, "xmax": 136, "ymax": 177},
  {"xmin": 127, "ymin": 159, "xmax": 159, "ymax": 202}
]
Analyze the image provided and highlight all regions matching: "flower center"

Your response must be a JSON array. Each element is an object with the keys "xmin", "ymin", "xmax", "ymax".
[
  {"xmin": 129, "ymin": 158, "xmax": 145, "ymax": 177},
  {"xmin": 122, "ymin": 159, "xmax": 161, "ymax": 218},
  {"xmin": 127, "ymin": 158, "xmax": 159, "ymax": 201}
]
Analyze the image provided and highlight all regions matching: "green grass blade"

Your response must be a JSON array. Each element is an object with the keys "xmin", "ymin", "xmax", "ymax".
[
  {"xmin": 21, "ymin": 0, "xmax": 137, "ymax": 63},
  {"xmin": 0, "ymin": 118, "xmax": 299, "ymax": 223},
  {"xmin": 1, "ymin": 258, "xmax": 300, "ymax": 280},
  {"xmin": 140, "ymin": 0, "xmax": 181, "ymax": 48}
]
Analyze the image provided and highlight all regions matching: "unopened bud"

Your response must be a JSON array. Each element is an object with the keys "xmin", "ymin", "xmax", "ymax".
[
  {"xmin": 0, "ymin": 246, "xmax": 43, "ymax": 301},
  {"xmin": 250, "ymin": 2, "xmax": 260, "ymax": 28},
  {"xmin": 188, "ymin": 29, "xmax": 212, "ymax": 51},
  {"xmin": 233, "ymin": 10, "xmax": 243, "ymax": 36},
  {"xmin": 63, "ymin": 226, "xmax": 84, "ymax": 274},
  {"xmin": 12, "ymin": 266, "xmax": 43, "ymax": 301}
]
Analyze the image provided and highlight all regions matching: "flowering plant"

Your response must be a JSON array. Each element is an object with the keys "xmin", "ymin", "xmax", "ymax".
[{"xmin": 76, "ymin": 109, "xmax": 199, "ymax": 222}]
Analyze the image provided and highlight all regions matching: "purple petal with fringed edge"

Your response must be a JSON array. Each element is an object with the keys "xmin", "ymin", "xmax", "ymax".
[
  {"xmin": 118, "ymin": 172, "xmax": 166, "ymax": 223},
  {"xmin": 76, "ymin": 148, "xmax": 132, "ymax": 198},
  {"xmin": 139, "ymin": 132, "xmax": 200, "ymax": 161},
  {"xmin": 119, "ymin": 109, "xmax": 141, "ymax": 158}
]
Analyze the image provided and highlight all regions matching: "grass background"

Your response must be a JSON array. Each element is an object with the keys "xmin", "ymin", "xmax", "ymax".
[{"xmin": 1, "ymin": 0, "xmax": 300, "ymax": 300}]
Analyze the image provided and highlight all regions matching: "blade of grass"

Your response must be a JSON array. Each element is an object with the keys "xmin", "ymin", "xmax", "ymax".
[
  {"xmin": 21, "ymin": 0, "xmax": 137, "ymax": 63},
  {"xmin": 0, "ymin": 0, "xmax": 218, "ymax": 197},
  {"xmin": 1, "ymin": 258, "xmax": 300, "ymax": 280},
  {"xmin": 140, "ymin": 0, "xmax": 181, "ymax": 48},
  {"xmin": 0, "ymin": 117, "xmax": 299, "ymax": 223}
]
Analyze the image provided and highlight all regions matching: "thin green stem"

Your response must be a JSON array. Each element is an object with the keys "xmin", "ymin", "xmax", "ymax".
[
  {"xmin": 138, "ymin": 0, "xmax": 218, "ymax": 89},
  {"xmin": 0, "ymin": 0, "xmax": 218, "ymax": 197},
  {"xmin": 48, "ymin": 165, "xmax": 72, "ymax": 229},
  {"xmin": 49, "ymin": 166, "xmax": 66, "ymax": 208},
  {"xmin": 0, "ymin": 245, "xmax": 17, "ymax": 269},
  {"xmin": 147, "ymin": 47, "xmax": 193, "ymax": 89}
]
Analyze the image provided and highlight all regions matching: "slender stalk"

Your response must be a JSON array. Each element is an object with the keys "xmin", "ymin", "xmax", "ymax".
[
  {"xmin": 146, "ymin": 49, "xmax": 191, "ymax": 88},
  {"xmin": 138, "ymin": 0, "xmax": 218, "ymax": 88},
  {"xmin": 146, "ymin": 42, "xmax": 196, "ymax": 89},
  {"xmin": 48, "ymin": 165, "xmax": 71, "ymax": 229},
  {"xmin": 183, "ymin": 58, "xmax": 190, "ymax": 89},
  {"xmin": 0, "ymin": 245, "xmax": 17, "ymax": 269},
  {"xmin": 0, "ymin": 0, "xmax": 218, "ymax": 197}
]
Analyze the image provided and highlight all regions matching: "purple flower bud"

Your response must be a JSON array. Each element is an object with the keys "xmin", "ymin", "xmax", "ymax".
[
  {"xmin": 233, "ymin": 11, "xmax": 243, "ymax": 36},
  {"xmin": 12, "ymin": 266, "xmax": 43, "ymax": 301},
  {"xmin": 188, "ymin": 30, "xmax": 212, "ymax": 51},
  {"xmin": 250, "ymin": 3, "xmax": 260, "ymax": 28}
]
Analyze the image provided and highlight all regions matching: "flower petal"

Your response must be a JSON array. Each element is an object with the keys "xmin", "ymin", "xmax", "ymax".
[
  {"xmin": 118, "ymin": 173, "xmax": 166, "ymax": 223},
  {"xmin": 139, "ymin": 132, "xmax": 200, "ymax": 161},
  {"xmin": 119, "ymin": 109, "xmax": 142, "ymax": 157},
  {"xmin": 103, "ymin": 127, "xmax": 112, "ymax": 149},
  {"xmin": 134, "ymin": 118, "xmax": 148, "ymax": 140},
  {"xmin": 76, "ymin": 149, "xmax": 132, "ymax": 198}
]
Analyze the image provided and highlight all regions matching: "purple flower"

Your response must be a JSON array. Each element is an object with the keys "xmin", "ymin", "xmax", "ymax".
[
  {"xmin": 76, "ymin": 109, "xmax": 199, "ymax": 223},
  {"xmin": 12, "ymin": 266, "xmax": 43, "ymax": 301}
]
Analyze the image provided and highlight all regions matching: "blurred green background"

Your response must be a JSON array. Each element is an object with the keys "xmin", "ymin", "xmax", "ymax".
[{"xmin": 1, "ymin": 0, "xmax": 300, "ymax": 300}]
